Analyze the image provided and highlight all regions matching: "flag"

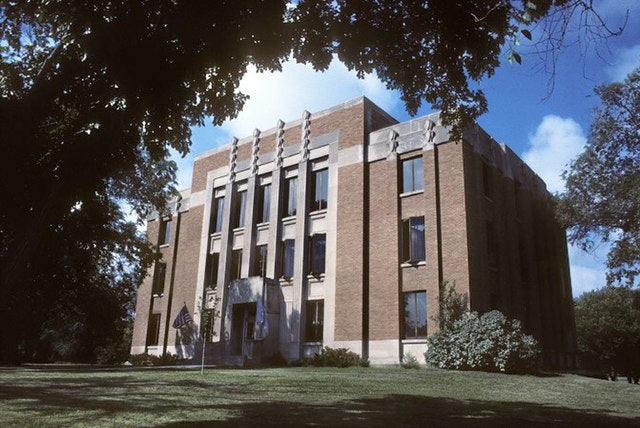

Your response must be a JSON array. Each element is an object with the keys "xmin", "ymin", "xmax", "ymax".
[
  {"xmin": 255, "ymin": 296, "xmax": 269, "ymax": 339},
  {"xmin": 172, "ymin": 304, "xmax": 193, "ymax": 329}
]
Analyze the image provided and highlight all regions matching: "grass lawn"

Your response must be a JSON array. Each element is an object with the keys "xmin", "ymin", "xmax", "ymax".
[{"xmin": 1, "ymin": 366, "xmax": 639, "ymax": 427}]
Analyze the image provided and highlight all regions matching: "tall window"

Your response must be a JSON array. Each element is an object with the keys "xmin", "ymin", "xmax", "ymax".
[
  {"xmin": 403, "ymin": 291, "xmax": 427, "ymax": 339},
  {"xmin": 309, "ymin": 233, "xmax": 326, "ymax": 275},
  {"xmin": 258, "ymin": 183, "xmax": 271, "ymax": 224},
  {"xmin": 482, "ymin": 162, "xmax": 492, "ymax": 198},
  {"xmin": 159, "ymin": 218, "xmax": 171, "ymax": 245},
  {"xmin": 212, "ymin": 195, "xmax": 224, "ymax": 233},
  {"xmin": 311, "ymin": 168, "xmax": 328, "ymax": 211},
  {"xmin": 254, "ymin": 244, "xmax": 268, "ymax": 276},
  {"xmin": 305, "ymin": 300, "xmax": 324, "ymax": 342},
  {"xmin": 146, "ymin": 313, "xmax": 161, "ymax": 346},
  {"xmin": 401, "ymin": 156, "xmax": 424, "ymax": 193},
  {"xmin": 230, "ymin": 249, "xmax": 243, "ymax": 280},
  {"xmin": 206, "ymin": 253, "xmax": 219, "ymax": 287},
  {"xmin": 402, "ymin": 216, "xmax": 425, "ymax": 263},
  {"xmin": 281, "ymin": 239, "xmax": 295, "ymax": 279},
  {"xmin": 234, "ymin": 190, "xmax": 247, "ymax": 228},
  {"xmin": 283, "ymin": 176, "xmax": 298, "ymax": 217},
  {"xmin": 152, "ymin": 262, "xmax": 166, "ymax": 295},
  {"xmin": 486, "ymin": 221, "xmax": 498, "ymax": 269}
]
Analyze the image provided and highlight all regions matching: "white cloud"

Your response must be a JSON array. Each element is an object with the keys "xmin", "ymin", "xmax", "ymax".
[
  {"xmin": 568, "ymin": 244, "xmax": 609, "ymax": 297},
  {"xmin": 607, "ymin": 44, "xmax": 640, "ymax": 82},
  {"xmin": 522, "ymin": 115, "xmax": 586, "ymax": 193}
]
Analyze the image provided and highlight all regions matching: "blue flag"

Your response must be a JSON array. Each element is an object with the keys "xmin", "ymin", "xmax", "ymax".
[
  {"xmin": 255, "ymin": 297, "xmax": 269, "ymax": 339},
  {"xmin": 172, "ymin": 304, "xmax": 193, "ymax": 329}
]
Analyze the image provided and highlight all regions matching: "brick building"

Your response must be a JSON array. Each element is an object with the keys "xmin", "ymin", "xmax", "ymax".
[{"xmin": 130, "ymin": 97, "xmax": 576, "ymax": 366}]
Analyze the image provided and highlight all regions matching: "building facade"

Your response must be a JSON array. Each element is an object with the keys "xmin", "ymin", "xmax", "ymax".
[{"xmin": 130, "ymin": 97, "xmax": 576, "ymax": 366}]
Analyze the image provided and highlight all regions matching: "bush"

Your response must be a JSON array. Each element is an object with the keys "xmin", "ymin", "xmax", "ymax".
[
  {"xmin": 401, "ymin": 353, "xmax": 420, "ymax": 369},
  {"xmin": 310, "ymin": 347, "xmax": 369, "ymax": 368},
  {"xmin": 425, "ymin": 310, "xmax": 541, "ymax": 374},
  {"xmin": 128, "ymin": 353, "xmax": 180, "ymax": 366}
]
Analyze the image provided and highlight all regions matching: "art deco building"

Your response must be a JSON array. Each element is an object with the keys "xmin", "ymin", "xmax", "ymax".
[{"xmin": 130, "ymin": 97, "xmax": 576, "ymax": 366}]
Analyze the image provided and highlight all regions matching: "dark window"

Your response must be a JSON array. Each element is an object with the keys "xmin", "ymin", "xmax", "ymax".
[
  {"xmin": 159, "ymin": 218, "xmax": 171, "ymax": 245},
  {"xmin": 305, "ymin": 300, "xmax": 324, "ymax": 342},
  {"xmin": 401, "ymin": 156, "xmax": 424, "ymax": 193},
  {"xmin": 206, "ymin": 253, "xmax": 219, "ymax": 287},
  {"xmin": 212, "ymin": 195, "xmax": 224, "ymax": 233},
  {"xmin": 311, "ymin": 168, "xmax": 328, "ymax": 211},
  {"xmin": 234, "ymin": 190, "xmax": 247, "ymax": 228},
  {"xmin": 482, "ymin": 163, "xmax": 492, "ymax": 198},
  {"xmin": 254, "ymin": 244, "xmax": 268, "ymax": 277},
  {"xmin": 514, "ymin": 180, "xmax": 521, "ymax": 219},
  {"xmin": 309, "ymin": 234, "xmax": 326, "ymax": 275},
  {"xmin": 152, "ymin": 262, "xmax": 166, "ymax": 295},
  {"xmin": 402, "ymin": 216, "xmax": 425, "ymax": 263},
  {"xmin": 146, "ymin": 313, "xmax": 161, "ymax": 346},
  {"xmin": 283, "ymin": 176, "xmax": 298, "ymax": 217},
  {"xmin": 258, "ymin": 183, "xmax": 271, "ymax": 223},
  {"xmin": 486, "ymin": 221, "xmax": 498, "ymax": 269},
  {"xmin": 403, "ymin": 291, "xmax": 427, "ymax": 339},
  {"xmin": 281, "ymin": 239, "xmax": 295, "ymax": 279},
  {"xmin": 230, "ymin": 249, "xmax": 243, "ymax": 280}
]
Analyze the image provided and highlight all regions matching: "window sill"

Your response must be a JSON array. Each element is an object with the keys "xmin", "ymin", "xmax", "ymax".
[
  {"xmin": 279, "ymin": 277, "xmax": 293, "ymax": 286},
  {"xmin": 232, "ymin": 226, "xmax": 245, "ymax": 233},
  {"xmin": 307, "ymin": 273, "xmax": 325, "ymax": 282},
  {"xmin": 309, "ymin": 209, "xmax": 327, "ymax": 218},
  {"xmin": 256, "ymin": 222, "xmax": 270, "ymax": 230},
  {"xmin": 282, "ymin": 216, "xmax": 296, "ymax": 224},
  {"xmin": 159, "ymin": 243, "xmax": 170, "ymax": 248},
  {"xmin": 402, "ymin": 338, "xmax": 428, "ymax": 344},
  {"xmin": 210, "ymin": 231, "xmax": 222, "ymax": 239},
  {"xmin": 152, "ymin": 293, "xmax": 164, "ymax": 298},
  {"xmin": 400, "ymin": 190, "xmax": 424, "ymax": 198},
  {"xmin": 401, "ymin": 261, "xmax": 426, "ymax": 268},
  {"xmin": 303, "ymin": 341, "xmax": 323, "ymax": 346}
]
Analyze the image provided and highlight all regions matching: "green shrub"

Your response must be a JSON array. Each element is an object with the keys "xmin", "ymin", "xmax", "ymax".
[
  {"xmin": 401, "ymin": 353, "xmax": 420, "ymax": 369},
  {"xmin": 310, "ymin": 346, "xmax": 369, "ymax": 368},
  {"xmin": 128, "ymin": 353, "xmax": 180, "ymax": 366},
  {"xmin": 425, "ymin": 310, "xmax": 541, "ymax": 374},
  {"xmin": 129, "ymin": 353, "xmax": 154, "ymax": 366}
]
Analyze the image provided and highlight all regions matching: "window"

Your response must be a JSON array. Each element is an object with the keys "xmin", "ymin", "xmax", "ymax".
[
  {"xmin": 254, "ymin": 244, "xmax": 268, "ymax": 276},
  {"xmin": 401, "ymin": 156, "xmax": 424, "ymax": 193},
  {"xmin": 482, "ymin": 162, "xmax": 492, "ymax": 198},
  {"xmin": 309, "ymin": 233, "xmax": 326, "ymax": 275},
  {"xmin": 230, "ymin": 249, "xmax": 243, "ymax": 280},
  {"xmin": 403, "ymin": 291, "xmax": 427, "ymax": 339},
  {"xmin": 152, "ymin": 262, "xmax": 166, "ymax": 295},
  {"xmin": 281, "ymin": 239, "xmax": 295, "ymax": 279},
  {"xmin": 212, "ymin": 195, "xmax": 224, "ymax": 233},
  {"xmin": 305, "ymin": 300, "xmax": 324, "ymax": 342},
  {"xmin": 402, "ymin": 216, "xmax": 425, "ymax": 263},
  {"xmin": 514, "ymin": 180, "xmax": 522, "ymax": 219},
  {"xmin": 159, "ymin": 218, "xmax": 171, "ymax": 245},
  {"xmin": 146, "ymin": 313, "xmax": 161, "ymax": 346},
  {"xmin": 206, "ymin": 253, "xmax": 219, "ymax": 287},
  {"xmin": 234, "ymin": 190, "xmax": 247, "ymax": 228},
  {"xmin": 486, "ymin": 221, "xmax": 498, "ymax": 269},
  {"xmin": 283, "ymin": 176, "xmax": 298, "ymax": 217},
  {"xmin": 258, "ymin": 183, "xmax": 271, "ymax": 224},
  {"xmin": 311, "ymin": 168, "xmax": 328, "ymax": 211}
]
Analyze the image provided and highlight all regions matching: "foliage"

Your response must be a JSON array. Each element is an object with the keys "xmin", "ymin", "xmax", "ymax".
[
  {"xmin": 0, "ymin": 1, "xmax": 622, "ymax": 363},
  {"xmin": 310, "ymin": 347, "xmax": 369, "ymax": 368},
  {"xmin": 574, "ymin": 287, "xmax": 640, "ymax": 377},
  {"xmin": 129, "ymin": 352, "xmax": 180, "ymax": 367},
  {"xmin": 401, "ymin": 353, "xmax": 421, "ymax": 369},
  {"xmin": 437, "ymin": 280, "xmax": 469, "ymax": 331},
  {"xmin": 558, "ymin": 68, "xmax": 640, "ymax": 287}
]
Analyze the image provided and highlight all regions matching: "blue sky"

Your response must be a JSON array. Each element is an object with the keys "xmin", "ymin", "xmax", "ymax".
[{"xmin": 173, "ymin": 0, "xmax": 639, "ymax": 297}]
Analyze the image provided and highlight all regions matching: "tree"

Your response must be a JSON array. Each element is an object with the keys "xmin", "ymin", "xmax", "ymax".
[
  {"xmin": 558, "ymin": 68, "xmax": 640, "ymax": 287},
  {"xmin": 0, "ymin": 1, "xmax": 623, "ymax": 363},
  {"xmin": 574, "ymin": 287, "xmax": 640, "ymax": 382}
]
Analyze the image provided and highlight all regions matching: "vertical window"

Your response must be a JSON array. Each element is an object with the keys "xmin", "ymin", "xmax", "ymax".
[
  {"xmin": 281, "ymin": 239, "xmax": 295, "ymax": 279},
  {"xmin": 309, "ymin": 233, "xmax": 326, "ymax": 275},
  {"xmin": 487, "ymin": 221, "xmax": 498, "ymax": 269},
  {"xmin": 514, "ymin": 180, "xmax": 521, "ymax": 219},
  {"xmin": 482, "ymin": 163, "xmax": 492, "ymax": 198},
  {"xmin": 401, "ymin": 156, "xmax": 424, "ymax": 193},
  {"xmin": 159, "ymin": 218, "xmax": 171, "ymax": 245},
  {"xmin": 152, "ymin": 262, "xmax": 166, "ymax": 295},
  {"xmin": 403, "ymin": 291, "xmax": 427, "ymax": 339},
  {"xmin": 234, "ymin": 190, "xmax": 247, "ymax": 228},
  {"xmin": 206, "ymin": 253, "xmax": 220, "ymax": 287},
  {"xmin": 231, "ymin": 249, "xmax": 243, "ymax": 280},
  {"xmin": 146, "ymin": 313, "xmax": 161, "ymax": 346},
  {"xmin": 402, "ymin": 216, "xmax": 425, "ymax": 263},
  {"xmin": 305, "ymin": 300, "xmax": 324, "ymax": 342},
  {"xmin": 311, "ymin": 168, "xmax": 328, "ymax": 211},
  {"xmin": 258, "ymin": 183, "xmax": 271, "ymax": 224},
  {"xmin": 254, "ymin": 244, "xmax": 268, "ymax": 276},
  {"xmin": 212, "ymin": 195, "xmax": 224, "ymax": 233},
  {"xmin": 283, "ymin": 176, "xmax": 298, "ymax": 217}
]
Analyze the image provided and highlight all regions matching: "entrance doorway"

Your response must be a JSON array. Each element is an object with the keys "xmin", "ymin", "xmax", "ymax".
[{"xmin": 230, "ymin": 302, "xmax": 256, "ymax": 357}]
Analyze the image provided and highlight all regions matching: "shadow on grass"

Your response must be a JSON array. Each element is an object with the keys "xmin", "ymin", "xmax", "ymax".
[{"xmin": 0, "ymin": 373, "xmax": 638, "ymax": 427}]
